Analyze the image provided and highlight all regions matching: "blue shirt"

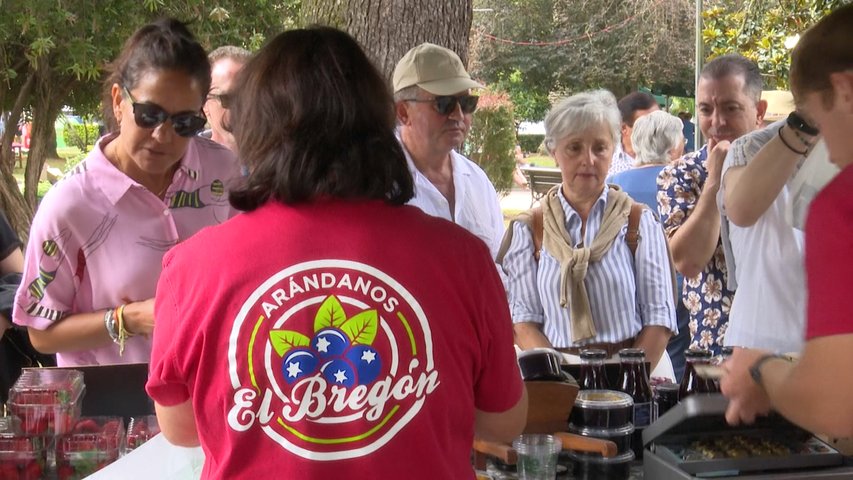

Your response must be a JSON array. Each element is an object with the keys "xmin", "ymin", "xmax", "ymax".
[
  {"xmin": 682, "ymin": 120, "xmax": 695, "ymax": 153},
  {"xmin": 609, "ymin": 165, "xmax": 666, "ymax": 211},
  {"xmin": 501, "ymin": 186, "xmax": 677, "ymax": 348}
]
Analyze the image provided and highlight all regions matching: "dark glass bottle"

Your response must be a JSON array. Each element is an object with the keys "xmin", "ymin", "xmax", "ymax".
[
  {"xmin": 679, "ymin": 348, "xmax": 716, "ymax": 399},
  {"xmin": 654, "ymin": 382, "xmax": 680, "ymax": 418},
  {"xmin": 616, "ymin": 348, "xmax": 653, "ymax": 460},
  {"xmin": 578, "ymin": 349, "xmax": 609, "ymax": 390}
]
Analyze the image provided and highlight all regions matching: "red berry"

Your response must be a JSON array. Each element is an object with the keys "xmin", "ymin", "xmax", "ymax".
[
  {"xmin": 74, "ymin": 418, "xmax": 100, "ymax": 433},
  {"xmin": 57, "ymin": 464, "xmax": 75, "ymax": 480},
  {"xmin": 23, "ymin": 461, "xmax": 43, "ymax": 480}
]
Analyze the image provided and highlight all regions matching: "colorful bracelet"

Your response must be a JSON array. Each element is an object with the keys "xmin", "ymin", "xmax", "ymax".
[{"xmin": 115, "ymin": 304, "xmax": 130, "ymax": 356}]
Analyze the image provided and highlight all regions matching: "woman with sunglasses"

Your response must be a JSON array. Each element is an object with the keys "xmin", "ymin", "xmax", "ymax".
[{"xmin": 12, "ymin": 18, "xmax": 242, "ymax": 367}]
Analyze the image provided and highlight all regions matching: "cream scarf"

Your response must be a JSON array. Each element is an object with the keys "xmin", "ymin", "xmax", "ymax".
[{"xmin": 541, "ymin": 185, "xmax": 632, "ymax": 342}]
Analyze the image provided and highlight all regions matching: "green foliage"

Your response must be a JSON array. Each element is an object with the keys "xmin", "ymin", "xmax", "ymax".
[
  {"xmin": 668, "ymin": 97, "xmax": 695, "ymax": 118},
  {"xmin": 464, "ymin": 89, "xmax": 517, "ymax": 195},
  {"xmin": 702, "ymin": 0, "xmax": 848, "ymax": 89},
  {"xmin": 471, "ymin": 0, "xmax": 696, "ymax": 106},
  {"xmin": 62, "ymin": 123, "xmax": 99, "ymax": 152},
  {"xmin": 517, "ymin": 134, "xmax": 545, "ymax": 154},
  {"xmin": 494, "ymin": 71, "xmax": 550, "ymax": 126},
  {"xmin": 36, "ymin": 181, "xmax": 51, "ymax": 199}
]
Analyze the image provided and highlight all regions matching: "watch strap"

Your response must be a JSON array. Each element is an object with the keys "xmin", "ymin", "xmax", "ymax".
[
  {"xmin": 749, "ymin": 354, "xmax": 790, "ymax": 387},
  {"xmin": 786, "ymin": 111, "xmax": 819, "ymax": 136}
]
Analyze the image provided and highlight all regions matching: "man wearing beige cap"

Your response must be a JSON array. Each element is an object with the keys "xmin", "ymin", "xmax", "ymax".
[{"xmin": 392, "ymin": 43, "xmax": 504, "ymax": 259}]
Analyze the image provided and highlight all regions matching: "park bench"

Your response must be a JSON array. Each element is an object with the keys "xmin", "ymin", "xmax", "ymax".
[{"xmin": 520, "ymin": 166, "xmax": 562, "ymax": 206}]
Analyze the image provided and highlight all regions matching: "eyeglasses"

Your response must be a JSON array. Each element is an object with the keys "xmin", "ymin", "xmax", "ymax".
[
  {"xmin": 206, "ymin": 92, "xmax": 233, "ymax": 109},
  {"xmin": 122, "ymin": 86, "xmax": 207, "ymax": 137},
  {"xmin": 405, "ymin": 95, "xmax": 479, "ymax": 115}
]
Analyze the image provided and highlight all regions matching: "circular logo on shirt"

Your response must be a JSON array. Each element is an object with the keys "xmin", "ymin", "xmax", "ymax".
[{"xmin": 226, "ymin": 260, "xmax": 440, "ymax": 460}]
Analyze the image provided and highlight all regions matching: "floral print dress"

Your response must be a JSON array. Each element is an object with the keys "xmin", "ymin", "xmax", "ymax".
[{"xmin": 656, "ymin": 146, "xmax": 734, "ymax": 355}]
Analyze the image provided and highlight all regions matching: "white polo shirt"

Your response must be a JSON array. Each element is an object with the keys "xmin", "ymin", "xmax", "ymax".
[{"xmin": 403, "ymin": 147, "xmax": 505, "ymax": 260}]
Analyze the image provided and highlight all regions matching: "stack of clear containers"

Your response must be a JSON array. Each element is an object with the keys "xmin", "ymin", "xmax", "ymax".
[{"xmin": 7, "ymin": 369, "xmax": 85, "ymax": 437}]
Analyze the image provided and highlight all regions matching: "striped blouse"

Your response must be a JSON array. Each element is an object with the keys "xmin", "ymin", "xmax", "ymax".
[{"xmin": 501, "ymin": 185, "xmax": 677, "ymax": 348}]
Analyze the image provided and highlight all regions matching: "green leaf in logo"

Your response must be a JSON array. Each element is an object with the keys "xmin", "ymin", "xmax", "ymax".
[
  {"xmin": 340, "ymin": 310, "xmax": 378, "ymax": 346},
  {"xmin": 269, "ymin": 330, "xmax": 311, "ymax": 357},
  {"xmin": 314, "ymin": 295, "xmax": 347, "ymax": 332}
]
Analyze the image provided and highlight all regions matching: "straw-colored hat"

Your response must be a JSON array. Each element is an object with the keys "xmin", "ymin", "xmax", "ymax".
[{"xmin": 392, "ymin": 43, "xmax": 483, "ymax": 95}]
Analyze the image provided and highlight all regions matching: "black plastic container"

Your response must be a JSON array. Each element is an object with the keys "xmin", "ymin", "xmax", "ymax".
[
  {"xmin": 654, "ymin": 382, "xmax": 680, "ymax": 418},
  {"xmin": 568, "ymin": 450, "xmax": 634, "ymax": 480},
  {"xmin": 569, "ymin": 390, "xmax": 633, "ymax": 429},
  {"xmin": 568, "ymin": 423, "xmax": 634, "ymax": 455},
  {"xmin": 517, "ymin": 348, "xmax": 564, "ymax": 381}
]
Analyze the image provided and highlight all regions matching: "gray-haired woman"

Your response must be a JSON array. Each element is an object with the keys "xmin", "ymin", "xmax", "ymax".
[
  {"xmin": 498, "ymin": 89, "xmax": 677, "ymax": 371},
  {"xmin": 610, "ymin": 110, "xmax": 685, "ymax": 210}
]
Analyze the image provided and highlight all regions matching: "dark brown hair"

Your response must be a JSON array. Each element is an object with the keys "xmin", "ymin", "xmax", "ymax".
[
  {"xmin": 700, "ymin": 54, "xmax": 763, "ymax": 102},
  {"xmin": 790, "ymin": 4, "xmax": 853, "ymax": 105},
  {"xmin": 101, "ymin": 18, "xmax": 210, "ymax": 131},
  {"xmin": 617, "ymin": 92, "xmax": 658, "ymax": 126},
  {"xmin": 228, "ymin": 27, "xmax": 414, "ymax": 210}
]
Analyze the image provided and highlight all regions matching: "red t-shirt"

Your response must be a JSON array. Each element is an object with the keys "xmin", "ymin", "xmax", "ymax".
[
  {"xmin": 146, "ymin": 199, "xmax": 523, "ymax": 479},
  {"xmin": 805, "ymin": 163, "xmax": 853, "ymax": 339}
]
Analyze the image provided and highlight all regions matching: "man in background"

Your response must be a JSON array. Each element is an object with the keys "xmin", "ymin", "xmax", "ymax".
[
  {"xmin": 657, "ymin": 54, "xmax": 767, "ymax": 355},
  {"xmin": 203, "ymin": 46, "xmax": 250, "ymax": 152},
  {"xmin": 392, "ymin": 43, "xmax": 504, "ymax": 259},
  {"xmin": 609, "ymin": 91, "xmax": 660, "ymax": 176}
]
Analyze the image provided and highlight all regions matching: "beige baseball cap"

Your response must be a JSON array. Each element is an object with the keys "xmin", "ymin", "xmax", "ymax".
[{"xmin": 392, "ymin": 43, "xmax": 484, "ymax": 95}]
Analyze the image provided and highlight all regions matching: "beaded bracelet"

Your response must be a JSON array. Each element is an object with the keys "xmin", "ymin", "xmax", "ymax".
[{"xmin": 778, "ymin": 125, "xmax": 808, "ymax": 156}]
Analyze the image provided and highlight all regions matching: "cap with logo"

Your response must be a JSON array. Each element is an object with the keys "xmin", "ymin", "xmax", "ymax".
[{"xmin": 392, "ymin": 43, "xmax": 484, "ymax": 95}]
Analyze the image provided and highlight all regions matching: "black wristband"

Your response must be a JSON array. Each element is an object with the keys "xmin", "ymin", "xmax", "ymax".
[
  {"xmin": 749, "ymin": 354, "xmax": 790, "ymax": 387},
  {"xmin": 778, "ymin": 126, "xmax": 808, "ymax": 155},
  {"xmin": 786, "ymin": 111, "xmax": 819, "ymax": 136}
]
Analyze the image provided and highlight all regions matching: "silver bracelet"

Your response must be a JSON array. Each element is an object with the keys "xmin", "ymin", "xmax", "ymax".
[{"xmin": 104, "ymin": 309, "xmax": 120, "ymax": 342}]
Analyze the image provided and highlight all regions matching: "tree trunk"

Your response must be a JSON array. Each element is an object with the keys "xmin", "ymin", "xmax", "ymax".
[
  {"xmin": 0, "ymin": 70, "xmax": 36, "ymax": 243},
  {"xmin": 303, "ymin": 0, "xmax": 474, "ymax": 81},
  {"xmin": 24, "ymin": 56, "xmax": 70, "ymax": 210}
]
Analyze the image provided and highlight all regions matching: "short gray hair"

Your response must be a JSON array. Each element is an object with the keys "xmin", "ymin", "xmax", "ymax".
[
  {"xmin": 544, "ymin": 90, "xmax": 620, "ymax": 153},
  {"xmin": 208, "ymin": 45, "xmax": 251, "ymax": 65},
  {"xmin": 393, "ymin": 85, "xmax": 419, "ymax": 103},
  {"xmin": 631, "ymin": 110, "xmax": 683, "ymax": 165}
]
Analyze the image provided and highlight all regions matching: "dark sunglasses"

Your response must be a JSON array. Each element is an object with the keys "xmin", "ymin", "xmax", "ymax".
[
  {"xmin": 406, "ymin": 95, "xmax": 479, "ymax": 115},
  {"xmin": 122, "ymin": 86, "xmax": 207, "ymax": 137},
  {"xmin": 207, "ymin": 92, "xmax": 233, "ymax": 109}
]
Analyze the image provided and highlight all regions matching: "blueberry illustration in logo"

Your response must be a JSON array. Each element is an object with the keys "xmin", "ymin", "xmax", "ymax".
[
  {"xmin": 345, "ymin": 345, "xmax": 382, "ymax": 385},
  {"xmin": 281, "ymin": 348, "xmax": 319, "ymax": 384},
  {"xmin": 313, "ymin": 328, "xmax": 350, "ymax": 360},
  {"xmin": 321, "ymin": 358, "xmax": 357, "ymax": 388}
]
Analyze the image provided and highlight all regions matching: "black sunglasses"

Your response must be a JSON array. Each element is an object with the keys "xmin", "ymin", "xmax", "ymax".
[
  {"xmin": 122, "ymin": 86, "xmax": 207, "ymax": 137},
  {"xmin": 406, "ymin": 95, "xmax": 479, "ymax": 115},
  {"xmin": 207, "ymin": 92, "xmax": 233, "ymax": 109}
]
